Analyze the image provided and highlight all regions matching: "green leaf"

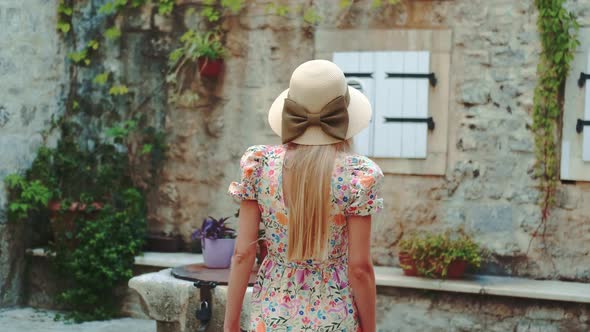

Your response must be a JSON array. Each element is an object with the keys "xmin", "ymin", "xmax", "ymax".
[
  {"xmin": 303, "ymin": 7, "xmax": 320, "ymax": 25},
  {"xmin": 168, "ymin": 48, "xmax": 184, "ymax": 66},
  {"xmin": 98, "ymin": 2, "xmax": 116, "ymax": 15},
  {"xmin": 221, "ymin": 0, "xmax": 244, "ymax": 13},
  {"xmin": 339, "ymin": 0, "xmax": 353, "ymax": 9},
  {"xmin": 87, "ymin": 40, "xmax": 99, "ymax": 50},
  {"xmin": 73, "ymin": 100, "xmax": 79, "ymax": 110},
  {"xmin": 105, "ymin": 26, "xmax": 121, "ymax": 40},
  {"xmin": 57, "ymin": 21, "xmax": 71, "ymax": 34},
  {"xmin": 371, "ymin": 0, "xmax": 382, "ymax": 9},
  {"xmin": 141, "ymin": 144, "xmax": 153, "ymax": 155},
  {"xmin": 275, "ymin": 4, "xmax": 289, "ymax": 16},
  {"xmin": 93, "ymin": 72, "xmax": 110, "ymax": 85},
  {"xmin": 109, "ymin": 85, "xmax": 129, "ymax": 96}
]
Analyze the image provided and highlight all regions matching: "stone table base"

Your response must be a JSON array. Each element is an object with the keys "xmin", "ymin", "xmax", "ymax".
[{"xmin": 129, "ymin": 268, "xmax": 252, "ymax": 332}]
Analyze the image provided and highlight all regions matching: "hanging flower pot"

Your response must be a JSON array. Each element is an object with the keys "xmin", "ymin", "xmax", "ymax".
[{"xmin": 197, "ymin": 57, "xmax": 223, "ymax": 78}]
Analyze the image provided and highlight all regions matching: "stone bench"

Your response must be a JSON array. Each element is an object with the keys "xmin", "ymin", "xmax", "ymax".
[{"xmin": 129, "ymin": 262, "xmax": 590, "ymax": 331}]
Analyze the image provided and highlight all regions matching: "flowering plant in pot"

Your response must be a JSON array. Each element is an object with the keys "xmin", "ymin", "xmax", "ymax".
[
  {"xmin": 191, "ymin": 216, "xmax": 236, "ymax": 268},
  {"xmin": 169, "ymin": 31, "xmax": 226, "ymax": 78},
  {"xmin": 398, "ymin": 230, "xmax": 482, "ymax": 279}
]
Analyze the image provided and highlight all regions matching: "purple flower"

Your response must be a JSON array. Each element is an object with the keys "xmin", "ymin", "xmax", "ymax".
[{"xmin": 191, "ymin": 216, "xmax": 236, "ymax": 241}]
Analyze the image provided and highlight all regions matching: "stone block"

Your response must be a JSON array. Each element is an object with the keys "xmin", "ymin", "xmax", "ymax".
[
  {"xmin": 461, "ymin": 81, "xmax": 491, "ymax": 105},
  {"xmin": 468, "ymin": 204, "xmax": 513, "ymax": 233}
]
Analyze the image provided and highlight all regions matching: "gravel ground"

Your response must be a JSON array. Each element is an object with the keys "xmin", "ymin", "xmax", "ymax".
[{"xmin": 0, "ymin": 307, "xmax": 156, "ymax": 332}]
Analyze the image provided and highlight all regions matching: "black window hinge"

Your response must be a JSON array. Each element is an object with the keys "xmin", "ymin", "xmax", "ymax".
[
  {"xmin": 578, "ymin": 72, "xmax": 590, "ymax": 88},
  {"xmin": 386, "ymin": 72, "xmax": 437, "ymax": 87},
  {"xmin": 384, "ymin": 116, "xmax": 435, "ymax": 130},
  {"xmin": 576, "ymin": 119, "xmax": 590, "ymax": 133}
]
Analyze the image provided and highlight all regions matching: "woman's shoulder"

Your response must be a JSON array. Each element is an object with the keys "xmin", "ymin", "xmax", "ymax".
[
  {"xmin": 341, "ymin": 153, "xmax": 383, "ymax": 177},
  {"xmin": 240, "ymin": 144, "xmax": 285, "ymax": 161}
]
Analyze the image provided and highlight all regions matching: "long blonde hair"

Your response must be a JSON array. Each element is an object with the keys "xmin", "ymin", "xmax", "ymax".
[{"xmin": 284, "ymin": 141, "xmax": 351, "ymax": 261}]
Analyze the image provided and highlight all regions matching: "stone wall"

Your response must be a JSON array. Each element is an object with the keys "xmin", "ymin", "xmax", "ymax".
[
  {"xmin": 0, "ymin": 0, "xmax": 66, "ymax": 306},
  {"xmin": 2, "ymin": 1, "xmax": 590, "ymax": 311},
  {"xmin": 167, "ymin": 0, "xmax": 590, "ymax": 281},
  {"xmin": 376, "ymin": 287, "xmax": 590, "ymax": 332}
]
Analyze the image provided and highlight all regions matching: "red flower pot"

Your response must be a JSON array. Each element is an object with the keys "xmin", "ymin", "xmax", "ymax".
[
  {"xmin": 445, "ymin": 260, "xmax": 468, "ymax": 279},
  {"xmin": 197, "ymin": 57, "xmax": 223, "ymax": 77},
  {"xmin": 48, "ymin": 200, "xmax": 103, "ymax": 249},
  {"xmin": 398, "ymin": 251, "xmax": 418, "ymax": 276},
  {"xmin": 398, "ymin": 251, "xmax": 468, "ymax": 279}
]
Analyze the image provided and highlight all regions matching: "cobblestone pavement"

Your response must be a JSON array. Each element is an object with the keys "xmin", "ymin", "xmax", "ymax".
[{"xmin": 0, "ymin": 307, "xmax": 155, "ymax": 332}]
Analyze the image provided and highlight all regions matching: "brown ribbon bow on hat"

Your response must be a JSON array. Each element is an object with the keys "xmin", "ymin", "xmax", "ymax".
[{"xmin": 281, "ymin": 90, "xmax": 350, "ymax": 144}]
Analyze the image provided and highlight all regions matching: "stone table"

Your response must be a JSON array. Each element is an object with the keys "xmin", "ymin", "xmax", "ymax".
[{"xmin": 128, "ymin": 268, "xmax": 253, "ymax": 332}]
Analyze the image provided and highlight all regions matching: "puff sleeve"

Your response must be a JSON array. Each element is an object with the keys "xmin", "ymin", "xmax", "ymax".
[
  {"xmin": 344, "ymin": 156, "xmax": 384, "ymax": 216},
  {"xmin": 228, "ymin": 145, "xmax": 266, "ymax": 201}
]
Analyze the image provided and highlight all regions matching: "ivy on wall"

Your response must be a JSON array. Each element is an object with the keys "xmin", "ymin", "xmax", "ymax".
[{"xmin": 531, "ymin": 0, "xmax": 579, "ymax": 242}]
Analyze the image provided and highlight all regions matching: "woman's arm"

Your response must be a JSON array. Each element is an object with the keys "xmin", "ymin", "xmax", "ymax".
[
  {"xmin": 224, "ymin": 200, "xmax": 261, "ymax": 332},
  {"xmin": 347, "ymin": 215, "xmax": 376, "ymax": 332}
]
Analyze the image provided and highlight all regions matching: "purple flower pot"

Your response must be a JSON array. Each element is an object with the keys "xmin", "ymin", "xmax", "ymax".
[{"xmin": 202, "ymin": 238, "xmax": 235, "ymax": 269}]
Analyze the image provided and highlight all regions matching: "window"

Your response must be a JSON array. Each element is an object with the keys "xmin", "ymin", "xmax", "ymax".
[
  {"xmin": 316, "ymin": 29, "xmax": 451, "ymax": 175},
  {"xmin": 334, "ymin": 51, "xmax": 433, "ymax": 159},
  {"xmin": 561, "ymin": 29, "xmax": 590, "ymax": 182}
]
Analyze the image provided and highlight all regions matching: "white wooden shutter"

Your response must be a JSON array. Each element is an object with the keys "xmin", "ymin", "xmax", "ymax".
[
  {"xmin": 560, "ymin": 38, "xmax": 590, "ymax": 181},
  {"xmin": 374, "ymin": 51, "xmax": 430, "ymax": 158},
  {"xmin": 332, "ymin": 52, "xmax": 376, "ymax": 156},
  {"xmin": 584, "ymin": 52, "xmax": 590, "ymax": 161}
]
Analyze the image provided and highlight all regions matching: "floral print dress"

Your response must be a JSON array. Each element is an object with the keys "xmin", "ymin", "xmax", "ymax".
[{"xmin": 228, "ymin": 144, "xmax": 383, "ymax": 332}]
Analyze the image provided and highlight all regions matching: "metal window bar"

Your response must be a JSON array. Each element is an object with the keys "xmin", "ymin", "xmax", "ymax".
[
  {"xmin": 386, "ymin": 72, "xmax": 437, "ymax": 87},
  {"xmin": 384, "ymin": 116, "xmax": 435, "ymax": 130},
  {"xmin": 578, "ymin": 72, "xmax": 590, "ymax": 88},
  {"xmin": 576, "ymin": 119, "xmax": 590, "ymax": 133}
]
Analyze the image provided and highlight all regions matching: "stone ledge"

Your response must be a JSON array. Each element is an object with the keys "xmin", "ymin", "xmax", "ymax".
[
  {"xmin": 28, "ymin": 248, "xmax": 590, "ymax": 304},
  {"xmin": 26, "ymin": 248, "xmax": 204, "ymax": 268},
  {"xmin": 374, "ymin": 266, "xmax": 590, "ymax": 304}
]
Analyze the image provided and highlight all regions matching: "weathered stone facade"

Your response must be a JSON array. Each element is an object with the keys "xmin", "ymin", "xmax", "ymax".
[
  {"xmin": 0, "ymin": 0, "xmax": 66, "ymax": 306},
  {"xmin": 1, "ymin": 0, "xmax": 590, "ymax": 318}
]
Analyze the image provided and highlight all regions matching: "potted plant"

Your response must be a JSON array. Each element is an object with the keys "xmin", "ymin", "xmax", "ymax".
[
  {"xmin": 169, "ymin": 30, "xmax": 226, "ymax": 78},
  {"xmin": 398, "ymin": 230, "xmax": 481, "ymax": 279},
  {"xmin": 191, "ymin": 216, "xmax": 236, "ymax": 268}
]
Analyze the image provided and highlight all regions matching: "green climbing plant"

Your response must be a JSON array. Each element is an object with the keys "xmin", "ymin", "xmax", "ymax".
[{"xmin": 531, "ymin": 0, "xmax": 579, "ymax": 240}]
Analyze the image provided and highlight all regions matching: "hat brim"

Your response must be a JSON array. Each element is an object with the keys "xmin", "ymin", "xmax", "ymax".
[{"xmin": 268, "ymin": 86, "xmax": 372, "ymax": 145}]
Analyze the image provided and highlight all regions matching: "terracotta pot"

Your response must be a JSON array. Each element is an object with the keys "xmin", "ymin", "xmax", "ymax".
[
  {"xmin": 398, "ymin": 251, "xmax": 418, "ymax": 276},
  {"xmin": 445, "ymin": 259, "xmax": 468, "ymax": 279},
  {"xmin": 398, "ymin": 251, "xmax": 468, "ymax": 279},
  {"xmin": 48, "ymin": 200, "xmax": 103, "ymax": 249},
  {"xmin": 197, "ymin": 57, "xmax": 223, "ymax": 77}
]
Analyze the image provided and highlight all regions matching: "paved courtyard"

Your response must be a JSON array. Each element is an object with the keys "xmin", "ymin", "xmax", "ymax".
[{"xmin": 0, "ymin": 307, "xmax": 155, "ymax": 332}]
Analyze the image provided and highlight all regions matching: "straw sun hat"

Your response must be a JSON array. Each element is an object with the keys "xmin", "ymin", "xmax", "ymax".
[{"xmin": 268, "ymin": 60, "xmax": 372, "ymax": 146}]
